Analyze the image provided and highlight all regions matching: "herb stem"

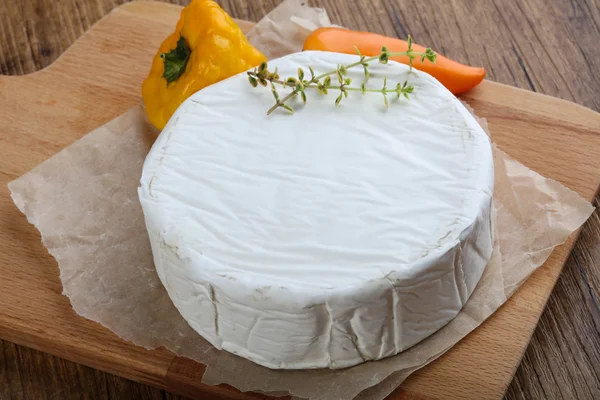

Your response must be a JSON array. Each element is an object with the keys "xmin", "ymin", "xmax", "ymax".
[
  {"xmin": 250, "ymin": 50, "xmax": 428, "ymax": 89},
  {"xmin": 312, "ymin": 50, "xmax": 420, "ymax": 80},
  {"xmin": 326, "ymin": 86, "xmax": 395, "ymax": 94},
  {"xmin": 267, "ymin": 91, "xmax": 298, "ymax": 115},
  {"xmin": 247, "ymin": 38, "xmax": 437, "ymax": 114}
]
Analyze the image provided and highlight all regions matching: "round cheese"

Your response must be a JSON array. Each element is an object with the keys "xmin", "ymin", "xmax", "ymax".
[{"xmin": 138, "ymin": 51, "xmax": 494, "ymax": 369}]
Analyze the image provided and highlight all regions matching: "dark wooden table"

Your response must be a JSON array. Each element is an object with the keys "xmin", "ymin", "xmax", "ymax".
[{"xmin": 1, "ymin": 0, "xmax": 600, "ymax": 399}]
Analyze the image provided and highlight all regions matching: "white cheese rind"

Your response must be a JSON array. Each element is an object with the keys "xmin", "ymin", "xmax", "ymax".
[{"xmin": 138, "ymin": 51, "xmax": 494, "ymax": 369}]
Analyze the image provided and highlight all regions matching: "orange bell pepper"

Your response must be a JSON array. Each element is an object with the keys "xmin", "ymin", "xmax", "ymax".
[{"xmin": 303, "ymin": 27, "xmax": 485, "ymax": 95}]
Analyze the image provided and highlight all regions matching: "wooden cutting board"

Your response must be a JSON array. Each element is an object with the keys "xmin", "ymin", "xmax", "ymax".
[{"xmin": 1, "ymin": 2, "xmax": 599, "ymax": 399}]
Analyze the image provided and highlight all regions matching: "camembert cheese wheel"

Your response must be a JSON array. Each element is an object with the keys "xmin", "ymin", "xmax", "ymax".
[{"xmin": 139, "ymin": 51, "xmax": 494, "ymax": 369}]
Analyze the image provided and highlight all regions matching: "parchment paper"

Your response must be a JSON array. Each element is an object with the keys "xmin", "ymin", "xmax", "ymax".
[{"xmin": 8, "ymin": 1, "xmax": 594, "ymax": 399}]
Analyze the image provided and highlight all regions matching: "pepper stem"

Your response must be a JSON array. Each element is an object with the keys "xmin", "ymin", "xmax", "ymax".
[{"xmin": 160, "ymin": 36, "xmax": 191, "ymax": 84}]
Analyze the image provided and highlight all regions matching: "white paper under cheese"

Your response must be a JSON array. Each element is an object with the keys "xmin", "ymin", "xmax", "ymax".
[{"xmin": 138, "ymin": 51, "xmax": 494, "ymax": 369}]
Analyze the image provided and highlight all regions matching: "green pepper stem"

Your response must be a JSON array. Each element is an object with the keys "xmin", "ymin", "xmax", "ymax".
[{"xmin": 161, "ymin": 36, "xmax": 191, "ymax": 84}]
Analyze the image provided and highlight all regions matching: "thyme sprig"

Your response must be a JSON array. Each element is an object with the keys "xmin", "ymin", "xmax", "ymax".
[{"xmin": 247, "ymin": 35, "xmax": 437, "ymax": 115}]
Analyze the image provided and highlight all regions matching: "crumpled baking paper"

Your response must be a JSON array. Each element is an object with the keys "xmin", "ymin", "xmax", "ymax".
[
  {"xmin": 244, "ymin": 0, "xmax": 331, "ymax": 59},
  {"xmin": 8, "ymin": 1, "xmax": 594, "ymax": 399}
]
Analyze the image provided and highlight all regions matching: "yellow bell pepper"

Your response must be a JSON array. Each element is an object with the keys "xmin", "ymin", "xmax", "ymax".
[{"xmin": 142, "ymin": 0, "xmax": 267, "ymax": 130}]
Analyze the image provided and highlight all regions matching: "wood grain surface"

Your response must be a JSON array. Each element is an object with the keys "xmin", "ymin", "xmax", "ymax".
[{"xmin": 0, "ymin": 1, "xmax": 599, "ymax": 400}]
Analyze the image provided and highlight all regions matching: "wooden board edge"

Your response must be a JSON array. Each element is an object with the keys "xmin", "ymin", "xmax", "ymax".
[
  {"xmin": 500, "ymin": 234, "xmax": 582, "ymax": 397},
  {"xmin": 463, "ymin": 81, "xmax": 600, "ymax": 136},
  {"xmin": 0, "ymin": 1, "xmax": 254, "ymax": 83},
  {"xmin": 0, "ymin": 319, "xmax": 173, "ymax": 391}
]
